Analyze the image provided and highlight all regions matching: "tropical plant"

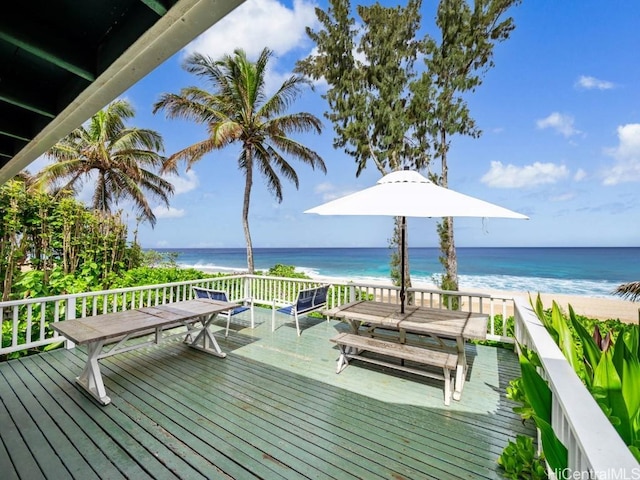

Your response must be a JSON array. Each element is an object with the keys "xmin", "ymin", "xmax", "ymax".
[
  {"xmin": 267, "ymin": 264, "xmax": 309, "ymax": 279},
  {"xmin": 0, "ymin": 177, "xmax": 142, "ymax": 299},
  {"xmin": 153, "ymin": 48, "xmax": 326, "ymax": 273},
  {"xmin": 531, "ymin": 295, "xmax": 640, "ymax": 461},
  {"xmin": 497, "ymin": 434, "xmax": 548, "ymax": 480},
  {"xmin": 37, "ymin": 99, "xmax": 174, "ymax": 227}
]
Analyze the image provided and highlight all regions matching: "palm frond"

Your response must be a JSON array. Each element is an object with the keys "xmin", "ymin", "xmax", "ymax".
[
  {"xmin": 613, "ymin": 282, "xmax": 640, "ymax": 302},
  {"xmin": 40, "ymin": 99, "xmax": 172, "ymax": 227}
]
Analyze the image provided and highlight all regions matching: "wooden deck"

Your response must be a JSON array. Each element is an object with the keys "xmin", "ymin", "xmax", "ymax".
[{"xmin": 0, "ymin": 308, "xmax": 533, "ymax": 479}]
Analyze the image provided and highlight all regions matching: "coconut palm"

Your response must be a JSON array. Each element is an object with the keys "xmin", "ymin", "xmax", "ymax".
[
  {"xmin": 37, "ymin": 99, "xmax": 174, "ymax": 227},
  {"xmin": 614, "ymin": 282, "xmax": 640, "ymax": 302},
  {"xmin": 153, "ymin": 47, "xmax": 326, "ymax": 272}
]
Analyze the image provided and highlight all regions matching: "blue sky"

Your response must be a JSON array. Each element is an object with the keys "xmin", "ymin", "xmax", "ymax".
[{"xmin": 39, "ymin": 0, "xmax": 640, "ymax": 249}]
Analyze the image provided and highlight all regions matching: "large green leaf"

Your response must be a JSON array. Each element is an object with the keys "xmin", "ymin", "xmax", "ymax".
[
  {"xmin": 520, "ymin": 353, "xmax": 552, "ymax": 424},
  {"xmin": 568, "ymin": 304, "xmax": 600, "ymax": 387},
  {"xmin": 531, "ymin": 294, "xmax": 558, "ymax": 344},
  {"xmin": 612, "ymin": 337, "xmax": 640, "ymax": 441},
  {"xmin": 622, "ymin": 325, "xmax": 640, "ymax": 360},
  {"xmin": 551, "ymin": 302, "xmax": 581, "ymax": 376},
  {"xmin": 534, "ymin": 415, "xmax": 568, "ymax": 473},
  {"xmin": 593, "ymin": 349, "xmax": 632, "ymax": 444}
]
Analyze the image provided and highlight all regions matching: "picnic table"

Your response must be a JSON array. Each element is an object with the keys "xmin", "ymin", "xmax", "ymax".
[
  {"xmin": 51, "ymin": 298, "xmax": 235, "ymax": 405},
  {"xmin": 325, "ymin": 300, "xmax": 489, "ymax": 402}
]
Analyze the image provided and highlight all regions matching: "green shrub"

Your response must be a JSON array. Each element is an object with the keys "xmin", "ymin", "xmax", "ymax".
[{"xmin": 498, "ymin": 435, "xmax": 548, "ymax": 480}]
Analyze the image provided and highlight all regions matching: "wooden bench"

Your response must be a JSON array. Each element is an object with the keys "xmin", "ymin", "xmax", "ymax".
[
  {"xmin": 272, "ymin": 284, "xmax": 330, "ymax": 336},
  {"xmin": 330, "ymin": 333, "xmax": 458, "ymax": 406}
]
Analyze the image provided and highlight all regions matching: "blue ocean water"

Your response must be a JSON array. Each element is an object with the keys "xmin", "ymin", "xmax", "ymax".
[{"xmin": 155, "ymin": 247, "xmax": 640, "ymax": 298}]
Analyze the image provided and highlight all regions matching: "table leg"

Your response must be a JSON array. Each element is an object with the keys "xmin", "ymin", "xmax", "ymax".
[
  {"xmin": 453, "ymin": 337, "xmax": 466, "ymax": 401},
  {"xmin": 336, "ymin": 345, "xmax": 349, "ymax": 373},
  {"xmin": 348, "ymin": 319, "xmax": 360, "ymax": 334},
  {"xmin": 76, "ymin": 340, "xmax": 111, "ymax": 405},
  {"xmin": 187, "ymin": 314, "xmax": 226, "ymax": 358}
]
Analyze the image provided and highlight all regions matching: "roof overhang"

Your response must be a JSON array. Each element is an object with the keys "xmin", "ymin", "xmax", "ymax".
[{"xmin": 0, "ymin": 0, "xmax": 244, "ymax": 184}]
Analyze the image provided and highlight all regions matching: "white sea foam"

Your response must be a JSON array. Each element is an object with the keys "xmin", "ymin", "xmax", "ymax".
[{"xmin": 178, "ymin": 261, "xmax": 623, "ymax": 298}]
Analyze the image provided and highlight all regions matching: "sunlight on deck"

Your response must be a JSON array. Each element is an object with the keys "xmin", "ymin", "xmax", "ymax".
[{"xmin": 223, "ymin": 308, "xmax": 510, "ymax": 413}]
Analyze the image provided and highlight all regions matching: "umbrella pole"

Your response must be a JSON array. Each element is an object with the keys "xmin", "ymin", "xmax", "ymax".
[{"xmin": 400, "ymin": 216, "xmax": 406, "ymax": 314}]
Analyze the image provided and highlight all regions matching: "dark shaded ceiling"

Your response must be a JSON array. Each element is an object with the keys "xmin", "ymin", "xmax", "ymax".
[{"xmin": 0, "ymin": 0, "xmax": 244, "ymax": 184}]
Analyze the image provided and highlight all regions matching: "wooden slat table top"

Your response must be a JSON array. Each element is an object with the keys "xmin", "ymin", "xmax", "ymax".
[
  {"xmin": 51, "ymin": 299, "xmax": 235, "ymax": 345},
  {"xmin": 326, "ymin": 300, "xmax": 489, "ymax": 340},
  {"xmin": 139, "ymin": 299, "xmax": 232, "ymax": 321}
]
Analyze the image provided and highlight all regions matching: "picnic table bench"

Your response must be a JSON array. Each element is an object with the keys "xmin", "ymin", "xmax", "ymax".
[
  {"xmin": 326, "ymin": 300, "xmax": 488, "ymax": 404},
  {"xmin": 331, "ymin": 333, "xmax": 458, "ymax": 405},
  {"xmin": 51, "ymin": 298, "xmax": 235, "ymax": 405}
]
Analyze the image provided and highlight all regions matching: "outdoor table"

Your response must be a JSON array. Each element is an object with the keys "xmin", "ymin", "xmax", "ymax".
[
  {"xmin": 325, "ymin": 300, "xmax": 489, "ymax": 401},
  {"xmin": 51, "ymin": 298, "xmax": 235, "ymax": 405}
]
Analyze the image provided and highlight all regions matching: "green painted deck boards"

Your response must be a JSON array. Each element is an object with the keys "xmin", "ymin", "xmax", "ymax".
[{"xmin": 0, "ymin": 308, "xmax": 532, "ymax": 479}]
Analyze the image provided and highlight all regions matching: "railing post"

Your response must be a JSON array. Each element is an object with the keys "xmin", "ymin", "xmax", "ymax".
[
  {"xmin": 64, "ymin": 297, "xmax": 76, "ymax": 350},
  {"xmin": 243, "ymin": 275, "xmax": 251, "ymax": 302}
]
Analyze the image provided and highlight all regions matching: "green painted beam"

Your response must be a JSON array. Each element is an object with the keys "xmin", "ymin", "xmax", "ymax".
[
  {"xmin": 0, "ymin": 30, "xmax": 95, "ymax": 82},
  {"xmin": 140, "ymin": 0, "xmax": 169, "ymax": 15},
  {"xmin": 0, "ymin": 131, "xmax": 31, "ymax": 142},
  {"xmin": 0, "ymin": 94, "xmax": 55, "ymax": 118}
]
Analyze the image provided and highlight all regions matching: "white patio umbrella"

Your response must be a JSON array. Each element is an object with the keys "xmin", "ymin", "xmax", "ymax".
[{"xmin": 304, "ymin": 169, "xmax": 528, "ymax": 312}]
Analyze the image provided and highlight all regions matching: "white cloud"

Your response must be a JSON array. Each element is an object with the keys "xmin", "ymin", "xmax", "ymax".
[
  {"xmin": 575, "ymin": 75, "xmax": 615, "ymax": 90},
  {"xmin": 165, "ymin": 170, "xmax": 199, "ymax": 195},
  {"xmin": 603, "ymin": 123, "xmax": 640, "ymax": 185},
  {"xmin": 314, "ymin": 182, "xmax": 335, "ymax": 194},
  {"xmin": 184, "ymin": 0, "xmax": 318, "ymax": 60},
  {"xmin": 550, "ymin": 192, "xmax": 575, "ymax": 202},
  {"xmin": 263, "ymin": 67, "xmax": 297, "ymax": 98},
  {"xmin": 536, "ymin": 112, "xmax": 580, "ymax": 138},
  {"xmin": 481, "ymin": 161, "xmax": 570, "ymax": 188},
  {"xmin": 313, "ymin": 181, "xmax": 359, "ymax": 201},
  {"xmin": 153, "ymin": 206, "xmax": 186, "ymax": 218},
  {"xmin": 574, "ymin": 168, "xmax": 587, "ymax": 181}
]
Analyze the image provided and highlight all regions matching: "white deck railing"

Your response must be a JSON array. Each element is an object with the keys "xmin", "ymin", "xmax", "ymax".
[
  {"xmin": 0, "ymin": 274, "xmax": 513, "ymax": 355},
  {"xmin": 513, "ymin": 296, "xmax": 639, "ymax": 478}
]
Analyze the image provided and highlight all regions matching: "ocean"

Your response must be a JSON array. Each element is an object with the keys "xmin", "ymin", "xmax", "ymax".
[{"xmin": 155, "ymin": 247, "xmax": 640, "ymax": 299}]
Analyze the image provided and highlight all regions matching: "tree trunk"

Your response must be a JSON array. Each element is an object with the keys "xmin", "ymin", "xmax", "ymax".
[
  {"xmin": 242, "ymin": 157, "xmax": 254, "ymax": 273},
  {"xmin": 399, "ymin": 216, "xmax": 412, "ymax": 305},
  {"xmin": 444, "ymin": 216, "xmax": 458, "ymax": 289},
  {"xmin": 439, "ymin": 129, "xmax": 459, "ymax": 292}
]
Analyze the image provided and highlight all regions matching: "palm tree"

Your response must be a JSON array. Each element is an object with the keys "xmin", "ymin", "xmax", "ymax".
[
  {"xmin": 37, "ymin": 99, "xmax": 174, "ymax": 227},
  {"xmin": 153, "ymin": 47, "xmax": 326, "ymax": 272},
  {"xmin": 614, "ymin": 282, "xmax": 640, "ymax": 302}
]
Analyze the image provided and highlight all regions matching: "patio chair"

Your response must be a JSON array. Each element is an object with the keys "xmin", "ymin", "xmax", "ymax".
[
  {"xmin": 272, "ymin": 284, "xmax": 330, "ymax": 336},
  {"xmin": 192, "ymin": 286, "xmax": 254, "ymax": 337}
]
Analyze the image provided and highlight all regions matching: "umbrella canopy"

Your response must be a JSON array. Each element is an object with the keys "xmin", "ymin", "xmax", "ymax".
[
  {"xmin": 304, "ymin": 169, "xmax": 528, "ymax": 312},
  {"xmin": 304, "ymin": 169, "xmax": 528, "ymax": 219}
]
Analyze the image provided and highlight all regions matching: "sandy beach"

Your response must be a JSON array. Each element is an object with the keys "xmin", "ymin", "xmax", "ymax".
[
  {"xmin": 468, "ymin": 288, "xmax": 640, "ymax": 324},
  {"xmin": 306, "ymin": 272, "xmax": 640, "ymax": 324}
]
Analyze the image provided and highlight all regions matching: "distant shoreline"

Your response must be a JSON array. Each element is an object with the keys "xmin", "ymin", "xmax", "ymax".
[{"xmin": 194, "ymin": 265, "xmax": 639, "ymax": 324}]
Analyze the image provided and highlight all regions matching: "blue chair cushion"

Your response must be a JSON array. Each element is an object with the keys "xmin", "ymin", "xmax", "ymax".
[
  {"xmin": 277, "ymin": 305, "xmax": 295, "ymax": 315},
  {"xmin": 229, "ymin": 305, "xmax": 250, "ymax": 316}
]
